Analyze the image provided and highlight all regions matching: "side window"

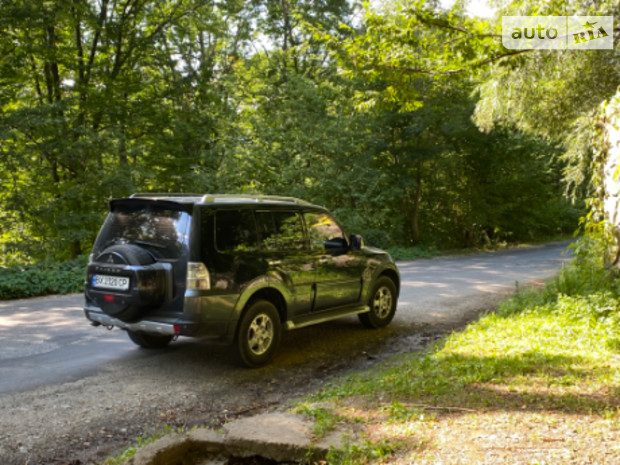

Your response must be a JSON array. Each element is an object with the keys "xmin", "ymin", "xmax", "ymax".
[
  {"xmin": 256, "ymin": 211, "xmax": 305, "ymax": 251},
  {"xmin": 215, "ymin": 210, "xmax": 258, "ymax": 253},
  {"xmin": 304, "ymin": 212, "xmax": 348, "ymax": 252}
]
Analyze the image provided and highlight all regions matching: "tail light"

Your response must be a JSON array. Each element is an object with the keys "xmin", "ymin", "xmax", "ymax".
[{"xmin": 187, "ymin": 262, "xmax": 211, "ymax": 290}]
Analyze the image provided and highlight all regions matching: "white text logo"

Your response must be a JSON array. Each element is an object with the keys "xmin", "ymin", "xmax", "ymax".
[{"xmin": 502, "ymin": 16, "xmax": 613, "ymax": 50}]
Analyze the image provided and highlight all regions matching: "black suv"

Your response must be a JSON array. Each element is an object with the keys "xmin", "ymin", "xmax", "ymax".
[{"xmin": 84, "ymin": 194, "xmax": 400, "ymax": 367}]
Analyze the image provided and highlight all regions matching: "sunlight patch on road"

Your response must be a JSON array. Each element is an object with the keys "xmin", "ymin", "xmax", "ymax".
[{"xmin": 401, "ymin": 281, "xmax": 449, "ymax": 288}]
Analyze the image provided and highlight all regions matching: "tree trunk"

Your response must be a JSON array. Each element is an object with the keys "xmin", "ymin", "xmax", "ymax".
[
  {"xmin": 70, "ymin": 240, "xmax": 82, "ymax": 259},
  {"xmin": 410, "ymin": 159, "xmax": 423, "ymax": 242}
]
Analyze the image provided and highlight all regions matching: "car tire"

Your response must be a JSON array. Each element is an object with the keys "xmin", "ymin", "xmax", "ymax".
[
  {"xmin": 90, "ymin": 244, "xmax": 163, "ymax": 322},
  {"xmin": 231, "ymin": 300, "xmax": 281, "ymax": 368},
  {"xmin": 127, "ymin": 330, "xmax": 173, "ymax": 349},
  {"xmin": 359, "ymin": 276, "xmax": 397, "ymax": 329}
]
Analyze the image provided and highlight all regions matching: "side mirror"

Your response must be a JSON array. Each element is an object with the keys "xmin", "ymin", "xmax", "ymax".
[
  {"xmin": 324, "ymin": 237, "xmax": 348, "ymax": 250},
  {"xmin": 350, "ymin": 234, "xmax": 364, "ymax": 251}
]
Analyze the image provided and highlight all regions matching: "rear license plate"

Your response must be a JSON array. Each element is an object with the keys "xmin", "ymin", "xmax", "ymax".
[{"xmin": 93, "ymin": 274, "xmax": 130, "ymax": 291}]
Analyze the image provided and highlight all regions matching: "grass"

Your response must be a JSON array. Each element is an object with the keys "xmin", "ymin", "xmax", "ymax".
[{"xmin": 299, "ymin": 249, "xmax": 620, "ymax": 464}]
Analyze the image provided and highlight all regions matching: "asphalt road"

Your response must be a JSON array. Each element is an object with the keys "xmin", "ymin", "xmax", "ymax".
[
  {"xmin": 0, "ymin": 241, "xmax": 572, "ymax": 465},
  {"xmin": 0, "ymin": 241, "xmax": 571, "ymax": 395}
]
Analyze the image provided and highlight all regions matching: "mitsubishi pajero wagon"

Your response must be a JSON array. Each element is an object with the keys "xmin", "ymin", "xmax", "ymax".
[{"xmin": 84, "ymin": 194, "xmax": 400, "ymax": 367}]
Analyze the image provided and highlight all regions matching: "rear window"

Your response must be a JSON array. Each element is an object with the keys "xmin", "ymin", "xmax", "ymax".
[{"xmin": 93, "ymin": 200, "xmax": 191, "ymax": 259}]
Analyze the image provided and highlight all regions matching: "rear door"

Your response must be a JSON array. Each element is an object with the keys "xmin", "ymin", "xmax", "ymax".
[{"xmin": 256, "ymin": 210, "xmax": 315, "ymax": 316}]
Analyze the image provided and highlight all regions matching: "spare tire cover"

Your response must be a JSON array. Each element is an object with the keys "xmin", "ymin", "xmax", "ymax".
[
  {"xmin": 92, "ymin": 244, "xmax": 158, "ymax": 322},
  {"xmin": 96, "ymin": 244, "xmax": 155, "ymax": 267}
]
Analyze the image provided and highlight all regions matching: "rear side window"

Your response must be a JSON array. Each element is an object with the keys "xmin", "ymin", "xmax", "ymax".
[
  {"xmin": 256, "ymin": 211, "xmax": 305, "ymax": 251},
  {"xmin": 215, "ymin": 210, "xmax": 258, "ymax": 253}
]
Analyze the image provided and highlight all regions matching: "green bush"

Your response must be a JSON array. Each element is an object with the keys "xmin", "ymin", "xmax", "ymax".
[
  {"xmin": 544, "ymin": 235, "xmax": 620, "ymax": 299},
  {"xmin": 385, "ymin": 245, "xmax": 439, "ymax": 261},
  {"xmin": 0, "ymin": 256, "xmax": 88, "ymax": 300}
]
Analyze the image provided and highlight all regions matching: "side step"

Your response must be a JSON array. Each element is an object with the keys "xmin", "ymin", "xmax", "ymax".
[{"xmin": 285, "ymin": 305, "xmax": 369, "ymax": 330}]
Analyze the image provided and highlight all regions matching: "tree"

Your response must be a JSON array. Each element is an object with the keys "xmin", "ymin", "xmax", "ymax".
[
  {"xmin": 0, "ymin": 0, "xmax": 589, "ymax": 263},
  {"xmin": 312, "ymin": 0, "xmax": 579, "ymax": 246},
  {"xmin": 0, "ymin": 0, "xmax": 245, "ymax": 261}
]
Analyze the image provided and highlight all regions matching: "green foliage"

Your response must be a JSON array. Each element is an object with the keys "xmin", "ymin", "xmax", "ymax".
[
  {"xmin": 473, "ymin": 1, "xmax": 620, "ymax": 209},
  {"xmin": 497, "ymin": 235, "xmax": 620, "ymax": 319},
  {"xmin": 496, "ymin": 284, "xmax": 548, "ymax": 317},
  {"xmin": 0, "ymin": 256, "xmax": 87, "ymax": 300},
  {"xmin": 0, "ymin": 0, "xmax": 586, "ymax": 262},
  {"xmin": 545, "ymin": 235, "xmax": 619, "ymax": 298},
  {"xmin": 382, "ymin": 400, "xmax": 435, "ymax": 423},
  {"xmin": 326, "ymin": 437, "xmax": 398, "ymax": 465},
  {"xmin": 311, "ymin": 1, "xmax": 581, "ymax": 248},
  {"xmin": 0, "ymin": 0, "xmax": 244, "ymax": 260},
  {"xmin": 294, "ymin": 403, "xmax": 342, "ymax": 438}
]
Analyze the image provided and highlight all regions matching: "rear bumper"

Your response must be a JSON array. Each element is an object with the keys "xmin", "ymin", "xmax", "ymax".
[
  {"xmin": 85, "ymin": 309, "xmax": 178, "ymax": 336},
  {"xmin": 83, "ymin": 305, "xmax": 228, "ymax": 338}
]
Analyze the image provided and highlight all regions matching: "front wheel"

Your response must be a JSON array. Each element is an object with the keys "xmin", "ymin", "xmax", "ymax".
[
  {"xmin": 127, "ymin": 330, "xmax": 173, "ymax": 349},
  {"xmin": 359, "ymin": 276, "xmax": 397, "ymax": 329},
  {"xmin": 231, "ymin": 300, "xmax": 281, "ymax": 368}
]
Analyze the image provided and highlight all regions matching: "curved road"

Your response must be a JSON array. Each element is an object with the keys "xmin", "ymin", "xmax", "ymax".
[{"xmin": 0, "ymin": 241, "xmax": 571, "ymax": 464}]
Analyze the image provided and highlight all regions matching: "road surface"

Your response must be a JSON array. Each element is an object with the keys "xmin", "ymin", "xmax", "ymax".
[{"xmin": 0, "ymin": 241, "xmax": 571, "ymax": 464}]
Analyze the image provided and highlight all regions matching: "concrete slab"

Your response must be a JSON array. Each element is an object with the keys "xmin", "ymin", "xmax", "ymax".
[
  {"xmin": 188, "ymin": 427, "xmax": 228, "ymax": 454},
  {"xmin": 132, "ymin": 433, "xmax": 192, "ymax": 465},
  {"xmin": 223, "ymin": 413, "xmax": 316, "ymax": 462},
  {"xmin": 127, "ymin": 413, "xmax": 356, "ymax": 465}
]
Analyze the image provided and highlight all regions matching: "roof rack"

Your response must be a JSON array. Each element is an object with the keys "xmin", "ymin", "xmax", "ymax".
[
  {"xmin": 129, "ymin": 193, "xmax": 313, "ymax": 206},
  {"xmin": 130, "ymin": 193, "xmax": 203, "ymax": 198},
  {"xmin": 199, "ymin": 194, "xmax": 311, "ymax": 205}
]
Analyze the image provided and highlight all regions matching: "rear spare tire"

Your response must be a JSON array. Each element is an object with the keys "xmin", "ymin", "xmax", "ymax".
[{"xmin": 87, "ymin": 244, "xmax": 169, "ymax": 322}]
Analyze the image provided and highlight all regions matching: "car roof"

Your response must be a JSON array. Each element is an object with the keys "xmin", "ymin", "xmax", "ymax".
[{"xmin": 128, "ymin": 193, "xmax": 324, "ymax": 209}]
